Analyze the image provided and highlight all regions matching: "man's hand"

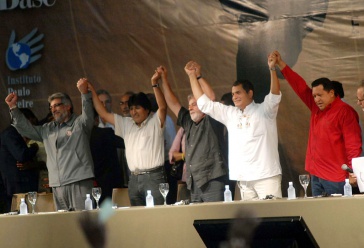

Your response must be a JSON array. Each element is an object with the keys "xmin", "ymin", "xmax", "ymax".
[
  {"xmin": 87, "ymin": 81, "xmax": 96, "ymax": 94},
  {"xmin": 349, "ymin": 173, "xmax": 358, "ymax": 187},
  {"xmin": 77, "ymin": 78, "xmax": 89, "ymax": 94},
  {"xmin": 268, "ymin": 52, "xmax": 277, "ymax": 69},
  {"xmin": 5, "ymin": 92, "xmax": 18, "ymax": 108},
  {"xmin": 184, "ymin": 61, "xmax": 197, "ymax": 77},
  {"xmin": 192, "ymin": 61, "xmax": 202, "ymax": 78},
  {"xmin": 156, "ymin": 66, "xmax": 167, "ymax": 80},
  {"xmin": 151, "ymin": 70, "xmax": 161, "ymax": 85},
  {"xmin": 273, "ymin": 51, "xmax": 286, "ymax": 70}
]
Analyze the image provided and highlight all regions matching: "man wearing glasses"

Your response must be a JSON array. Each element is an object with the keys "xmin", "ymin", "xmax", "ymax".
[
  {"xmin": 5, "ymin": 78, "xmax": 95, "ymax": 211},
  {"xmin": 96, "ymin": 89, "xmax": 114, "ymax": 129},
  {"xmin": 356, "ymin": 82, "xmax": 364, "ymax": 110}
]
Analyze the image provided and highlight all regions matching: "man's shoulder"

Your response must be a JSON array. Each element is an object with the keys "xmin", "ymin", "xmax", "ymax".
[
  {"xmin": 1, "ymin": 125, "xmax": 16, "ymax": 136},
  {"xmin": 1, "ymin": 125, "xmax": 21, "ymax": 140},
  {"xmin": 177, "ymin": 107, "xmax": 192, "ymax": 125},
  {"xmin": 337, "ymin": 100, "xmax": 358, "ymax": 115}
]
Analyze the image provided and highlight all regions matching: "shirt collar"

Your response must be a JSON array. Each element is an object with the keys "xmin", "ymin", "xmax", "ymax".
[
  {"xmin": 242, "ymin": 101, "xmax": 256, "ymax": 114},
  {"xmin": 133, "ymin": 112, "xmax": 153, "ymax": 128}
]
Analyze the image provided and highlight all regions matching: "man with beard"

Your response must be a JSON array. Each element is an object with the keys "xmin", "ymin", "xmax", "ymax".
[
  {"xmin": 185, "ymin": 54, "xmax": 282, "ymax": 200},
  {"xmin": 4, "ymin": 78, "xmax": 94, "ymax": 211},
  {"xmin": 157, "ymin": 65, "xmax": 228, "ymax": 203}
]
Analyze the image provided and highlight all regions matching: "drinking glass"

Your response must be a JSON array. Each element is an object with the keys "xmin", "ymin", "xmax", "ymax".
[
  {"xmin": 159, "ymin": 183, "xmax": 169, "ymax": 205},
  {"xmin": 299, "ymin": 174, "xmax": 310, "ymax": 198},
  {"xmin": 28, "ymin": 191, "xmax": 37, "ymax": 214},
  {"xmin": 237, "ymin": 181, "xmax": 247, "ymax": 201},
  {"xmin": 92, "ymin": 187, "xmax": 102, "ymax": 209}
]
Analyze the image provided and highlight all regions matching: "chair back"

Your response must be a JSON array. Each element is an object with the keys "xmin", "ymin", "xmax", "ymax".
[
  {"xmin": 35, "ymin": 193, "xmax": 55, "ymax": 212},
  {"xmin": 112, "ymin": 188, "xmax": 131, "ymax": 207},
  {"xmin": 11, "ymin": 192, "xmax": 55, "ymax": 212},
  {"xmin": 11, "ymin": 193, "xmax": 28, "ymax": 211}
]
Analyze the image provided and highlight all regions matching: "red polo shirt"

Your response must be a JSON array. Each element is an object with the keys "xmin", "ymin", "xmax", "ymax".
[{"xmin": 282, "ymin": 65, "xmax": 362, "ymax": 182}]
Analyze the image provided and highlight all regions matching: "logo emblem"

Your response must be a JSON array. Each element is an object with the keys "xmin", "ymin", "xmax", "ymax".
[{"xmin": 6, "ymin": 28, "xmax": 44, "ymax": 71}]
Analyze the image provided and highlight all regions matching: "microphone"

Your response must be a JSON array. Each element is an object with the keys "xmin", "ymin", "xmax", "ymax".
[{"xmin": 341, "ymin": 164, "xmax": 353, "ymax": 173}]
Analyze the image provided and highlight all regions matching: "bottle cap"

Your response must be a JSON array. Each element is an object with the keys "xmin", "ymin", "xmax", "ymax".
[
  {"xmin": 21, "ymin": 198, "xmax": 25, "ymax": 201},
  {"xmin": 86, "ymin": 194, "xmax": 90, "ymax": 197},
  {"xmin": 225, "ymin": 185, "xmax": 229, "ymax": 189},
  {"xmin": 345, "ymin": 179, "xmax": 349, "ymax": 183},
  {"xmin": 147, "ymin": 190, "xmax": 151, "ymax": 194},
  {"xmin": 289, "ymin": 182, "xmax": 293, "ymax": 186}
]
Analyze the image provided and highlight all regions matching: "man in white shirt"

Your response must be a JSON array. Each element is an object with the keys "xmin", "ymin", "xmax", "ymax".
[
  {"xmin": 89, "ymin": 73, "xmax": 168, "ymax": 206},
  {"xmin": 185, "ymin": 52, "xmax": 282, "ymax": 200}
]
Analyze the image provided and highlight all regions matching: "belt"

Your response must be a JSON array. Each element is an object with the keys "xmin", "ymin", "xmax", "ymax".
[{"xmin": 131, "ymin": 166, "xmax": 164, "ymax": 176}]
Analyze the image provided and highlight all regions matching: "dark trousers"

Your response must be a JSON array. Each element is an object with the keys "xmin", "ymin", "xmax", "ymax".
[
  {"xmin": 128, "ymin": 167, "xmax": 167, "ymax": 206},
  {"xmin": 164, "ymin": 160, "xmax": 178, "ymax": 204}
]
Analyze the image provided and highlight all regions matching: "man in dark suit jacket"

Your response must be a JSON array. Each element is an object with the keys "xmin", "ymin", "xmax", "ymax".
[{"xmin": 0, "ymin": 108, "xmax": 39, "ymax": 213}]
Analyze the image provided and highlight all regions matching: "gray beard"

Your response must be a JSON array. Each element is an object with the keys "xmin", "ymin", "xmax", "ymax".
[{"xmin": 54, "ymin": 112, "xmax": 68, "ymax": 123}]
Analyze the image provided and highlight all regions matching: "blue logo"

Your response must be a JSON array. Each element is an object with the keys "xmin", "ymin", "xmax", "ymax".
[{"xmin": 6, "ymin": 28, "xmax": 44, "ymax": 71}]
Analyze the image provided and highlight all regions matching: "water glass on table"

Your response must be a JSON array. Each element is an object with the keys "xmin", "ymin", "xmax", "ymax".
[
  {"xmin": 28, "ymin": 191, "xmax": 37, "ymax": 214},
  {"xmin": 159, "ymin": 183, "xmax": 169, "ymax": 205},
  {"xmin": 299, "ymin": 174, "xmax": 310, "ymax": 198},
  {"xmin": 92, "ymin": 187, "xmax": 102, "ymax": 209}
]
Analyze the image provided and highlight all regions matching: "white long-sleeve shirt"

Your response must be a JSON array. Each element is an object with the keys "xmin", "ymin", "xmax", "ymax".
[{"xmin": 197, "ymin": 93, "xmax": 282, "ymax": 181}]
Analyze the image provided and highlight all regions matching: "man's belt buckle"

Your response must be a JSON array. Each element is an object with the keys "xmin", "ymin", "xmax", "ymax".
[{"xmin": 133, "ymin": 168, "xmax": 146, "ymax": 176}]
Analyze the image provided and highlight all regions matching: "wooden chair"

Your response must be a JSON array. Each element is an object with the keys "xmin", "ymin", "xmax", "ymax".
[
  {"xmin": 112, "ymin": 188, "xmax": 131, "ymax": 207},
  {"xmin": 35, "ymin": 193, "xmax": 55, "ymax": 212},
  {"xmin": 11, "ymin": 193, "xmax": 28, "ymax": 211},
  {"xmin": 11, "ymin": 192, "xmax": 55, "ymax": 212},
  {"xmin": 234, "ymin": 184, "xmax": 241, "ymax": 200}
]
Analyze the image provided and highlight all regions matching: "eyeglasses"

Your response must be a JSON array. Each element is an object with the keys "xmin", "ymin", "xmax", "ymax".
[
  {"xmin": 119, "ymin": 101, "xmax": 128, "ymax": 105},
  {"xmin": 49, "ymin": 103, "xmax": 64, "ymax": 110}
]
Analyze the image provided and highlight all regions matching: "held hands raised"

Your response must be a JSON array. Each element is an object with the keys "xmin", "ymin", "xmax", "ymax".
[
  {"xmin": 151, "ymin": 68, "xmax": 162, "ymax": 85},
  {"xmin": 152, "ymin": 66, "xmax": 168, "ymax": 86},
  {"xmin": 77, "ymin": 78, "xmax": 89, "ymax": 94},
  {"xmin": 184, "ymin": 61, "xmax": 200, "ymax": 78},
  {"xmin": 268, "ymin": 52, "xmax": 278, "ymax": 70}
]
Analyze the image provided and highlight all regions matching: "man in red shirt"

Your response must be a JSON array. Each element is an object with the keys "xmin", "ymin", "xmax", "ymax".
[{"xmin": 274, "ymin": 51, "xmax": 362, "ymax": 196}]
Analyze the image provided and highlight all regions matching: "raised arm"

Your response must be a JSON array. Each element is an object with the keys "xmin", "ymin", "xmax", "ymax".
[
  {"xmin": 192, "ymin": 62, "xmax": 216, "ymax": 101},
  {"xmin": 77, "ymin": 78, "xmax": 94, "ymax": 131},
  {"xmin": 157, "ymin": 66, "xmax": 182, "ymax": 118},
  {"xmin": 269, "ymin": 52, "xmax": 280, "ymax": 95},
  {"xmin": 151, "ymin": 70, "xmax": 167, "ymax": 128},
  {"xmin": 275, "ymin": 51, "xmax": 315, "ymax": 110},
  {"xmin": 5, "ymin": 92, "xmax": 43, "ymax": 141},
  {"xmin": 87, "ymin": 80, "xmax": 115, "ymax": 126},
  {"xmin": 275, "ymin": 51, "xmax": 287, "ymax": 71},
  {"xmin": 184, "ymin": 61, "xmax": 204, "ymax": 100}
]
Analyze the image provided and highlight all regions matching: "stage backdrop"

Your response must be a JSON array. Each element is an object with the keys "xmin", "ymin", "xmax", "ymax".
[{"xmin": 0, "ymin": 0, "xmax": 363, "ymax": 195}]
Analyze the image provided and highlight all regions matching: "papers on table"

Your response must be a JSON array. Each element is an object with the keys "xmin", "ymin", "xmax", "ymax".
[{"xmin": 352, "ymin": 157, "xmax": 364, "ymax": 192}]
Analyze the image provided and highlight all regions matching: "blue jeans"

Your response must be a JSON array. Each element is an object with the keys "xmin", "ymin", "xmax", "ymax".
[
  {"xmin": 128, "ymin": 168, "xmax": 167, "ymax": 206},
  {"xmin": 311, "ymin": 175, "xmax": 345, "ymax": 196}
]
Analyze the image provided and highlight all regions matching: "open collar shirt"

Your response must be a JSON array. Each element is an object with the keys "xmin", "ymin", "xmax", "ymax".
[
  {"xmin": 114, "ymin": 112, "xmax": 165, "ymax": 172},
  {"xmin": 177, "ymin": 107, "xmax": 228, "ymax": 189},
  {"xmin": 197, "ymin": 93, "xmax": 282, "ymax": 181},
  {"xmin": 281, "ymin": 65, "xmax": 362, "ymax": 182}
]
